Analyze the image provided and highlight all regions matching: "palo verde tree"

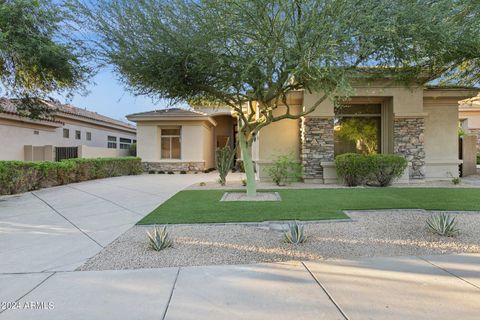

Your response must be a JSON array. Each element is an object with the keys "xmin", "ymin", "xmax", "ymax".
[
  {"xmin": 440, "ymin": 0, "xmax": 480, "ymax": 86},
  {"xmin": 76, "ymin": 0, "xmax": 478, "ymax": 196},
  {"xmin": 0, "ymin": 0, "xmax": 92, "ymax": 115}
]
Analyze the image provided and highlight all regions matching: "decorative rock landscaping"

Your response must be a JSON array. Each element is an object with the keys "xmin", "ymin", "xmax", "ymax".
[
  {"xmin": 79, "ymin": 210, "xmax": 480, "ymax": 271},
  {"xmin": 143, "ymin": 161, "xmax": 206, "ymax": 173}
]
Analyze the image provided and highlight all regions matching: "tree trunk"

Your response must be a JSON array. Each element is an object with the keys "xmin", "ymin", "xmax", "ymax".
[{"xmin": 238, "ymin": 130, "xmax": 256, "ymax": 197}]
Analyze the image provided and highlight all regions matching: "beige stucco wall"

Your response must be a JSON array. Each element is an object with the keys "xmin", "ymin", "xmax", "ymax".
[
  {"xmin": 181, "ymin": 125, "xmax": 206, "ymax": 161},
  {"xmin": 0, "ymin": 120, "xmax": 58, "ymax": 160},
  {"xmin": 253, "ymin": 105, "xmax": 302, "ymax": 180},
  {"xmin": 305, "ymin": 85, "xmax": 425, "ymax": 117},
  {"xmin": 135, "ymin": 120, "xmax": 214, "ymax": 165},
  {"xmin": 136, "ymin": 124, "xmax": 159, "ymax": 162},
  {"xmin": 0, "ymin": 116, "xmax": 136, "ymax": 161},
  {"xmin": 423, "ymin": 100, "xmax": 461, "ymax": 179},
  {"xmin": 460, "ymin": 110, "xmax": 480, "ymax": 129},
  {"xmin": 78, "ymin": 145, "xmax": 129, "ymax": 158}
]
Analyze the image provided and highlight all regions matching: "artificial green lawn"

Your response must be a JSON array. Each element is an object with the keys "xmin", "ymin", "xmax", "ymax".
[{"xmin": 137, "ymin": 188, "xmax": 480, "ymax": 224}]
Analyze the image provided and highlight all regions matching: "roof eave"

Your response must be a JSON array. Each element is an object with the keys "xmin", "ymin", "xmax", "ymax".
[
  {"xmin": 0, "ymin": 112, "xmax": 63, "ymax": 128},
  {"xmin": 127, "ymin": 115, "xmax": 217, "ymax": 126},
  {"xmin": 423, "ymin": 87, "xmax": 479, "ymax": 100}
]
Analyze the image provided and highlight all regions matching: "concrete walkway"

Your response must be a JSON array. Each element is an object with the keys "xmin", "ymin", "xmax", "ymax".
[
  {"xmin": 1, "ymin": 174, "xmax": 479, "ymax": 319},
  {"xmin": 0, "ymin": 254, "xmax": 478, "ymax": 319}
]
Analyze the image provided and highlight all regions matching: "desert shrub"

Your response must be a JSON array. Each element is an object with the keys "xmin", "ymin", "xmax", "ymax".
[
  {"xmin": 266, "ymin": 153, "xmax": 303, "ymax": 186},
  {"xmin": 336, "ymin": 153, "xmax": 407, "ymax": 187},
  {"xmin": 367, "ymin": 154, "xmax": 407, "ymax": 186},
  {"xmin": 335, "ymin": 153, "xmax": 372, "ymax": 186},
  {"xmin": 0, "ymin": 157, "xmax": 142, "ymax": 195}
]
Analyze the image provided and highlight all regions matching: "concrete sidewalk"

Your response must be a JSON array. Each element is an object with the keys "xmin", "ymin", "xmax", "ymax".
[{"xmin": 1, "ymin": 254, "xmax": 479, "ymax": 320}]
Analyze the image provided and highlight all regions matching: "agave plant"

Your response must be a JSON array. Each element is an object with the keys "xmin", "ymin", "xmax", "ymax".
[
  {"xmin": 284, "ymin": 221, "xmax": 307, "ymax": 244},
  {"xmin": 426, "ymin": 213, "xmax": 459, "ymax": 237},
  {"xmin": 147, "ymin": 225, "xmax": 173, "ymax": 251}
]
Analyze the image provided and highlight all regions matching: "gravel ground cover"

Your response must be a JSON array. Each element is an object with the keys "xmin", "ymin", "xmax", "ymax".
[{"xmin": 79, "ymin": 210, "xmax": 480, "ymax": 271}]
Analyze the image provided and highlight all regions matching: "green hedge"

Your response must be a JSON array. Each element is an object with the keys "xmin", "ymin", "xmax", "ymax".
[
  {"xmin": 477, "ymin": 153, "xmax": 480, "ymax": 165},
  {"xmin": 0, "ymin": 157, "xmax": 142, "ymax": 195},
  {"xmin": 335, "ymin": 153, "xmax": 407, "ymax": 187}
]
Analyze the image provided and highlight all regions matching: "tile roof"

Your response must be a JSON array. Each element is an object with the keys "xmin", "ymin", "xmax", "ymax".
[
  {"xmin": 459, "ymin": 94, "xmax": 480, "ymax": 107},
  {"xmin": 0, "ymin": 97, "xmax": 136, "ymax": 131},
  {"xmin": 0, "ymin": 97, "xmax": 62, "ymax": 125},
  {"xmin": 127, "ymin": 108, "xmax": 208, "ymax": 118}
]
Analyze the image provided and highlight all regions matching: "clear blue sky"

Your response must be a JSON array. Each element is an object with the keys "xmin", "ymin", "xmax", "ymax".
[{"xmin": 63, "ymin": 69, "xmax": 185, "ymax": 123}]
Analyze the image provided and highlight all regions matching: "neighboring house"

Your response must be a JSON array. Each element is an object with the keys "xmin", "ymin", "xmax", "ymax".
[
  {"xmin": 127, "ymin": 81, "xmax": 478, "ymax": 182},
  {"xmin": 0, "ymin": 98, "xmax": 136, "ymax": 161},
  {"xmin": 459, "ymin": 94, "xmax": 480, "ymax": 151}
]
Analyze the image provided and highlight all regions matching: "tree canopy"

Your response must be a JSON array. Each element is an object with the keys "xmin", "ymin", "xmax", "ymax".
[
  {"xmin": 0, "ymin": 0, "xmax": 92, "ymax": 103},
  {"xmin": 76, "ymin": 0, "xmax": 480, "ymax": 195},
  {"xmin": 440, "ymin": 0, "xmax": 480, "ymax": 86}
]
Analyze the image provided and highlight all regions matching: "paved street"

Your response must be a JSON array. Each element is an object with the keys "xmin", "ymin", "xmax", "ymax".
[{"xmin": 0, "ymin": 174, "xmax": 479, "ymax": 319}]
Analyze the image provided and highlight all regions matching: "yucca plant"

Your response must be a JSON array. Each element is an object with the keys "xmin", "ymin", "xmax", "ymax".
[
  {"xmin": 147, "ymin": 225, "xmax": 173, "ymax": 251},
  {"xmin": 284, "ymin": 221, "xmax": 307, "ymax": 244},
  {"xmin": 426, "ymin": 213, "xmax": 459, "ymax": 237}
]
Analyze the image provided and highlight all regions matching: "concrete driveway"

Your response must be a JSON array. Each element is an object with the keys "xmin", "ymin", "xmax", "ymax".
[
  {"xmin": 0, "ymin": 173, "xmax": 209, "ymax": 273},
  {"xmin": 1, "ymin": 174, "xmax": 479, "ymax": 319}
]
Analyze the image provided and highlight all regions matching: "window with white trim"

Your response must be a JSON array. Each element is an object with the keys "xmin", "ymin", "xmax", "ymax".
[
  {"xmin": 120, "ymin": 138, "xmax": 132, "ymax": 149},
  {"xmin": 107, "ymin": 136, "xmax": 117, "ymax": 149},
  {"xmin": 161, "ymin": 128, "xmax": 181, "ymax": 159}
]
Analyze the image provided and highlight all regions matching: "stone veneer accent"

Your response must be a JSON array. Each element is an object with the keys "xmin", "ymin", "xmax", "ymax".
[
  {"xmin": 469, "ymin": 128, "xmax": 480, "ymax": 152},
  {"xmin": 393, "ymin": 118, "xmax": 425, "ymax": 179},
  {"xmin": 301, "ymin": 117, "xmax": 334, "ymax": 182},
  {"xmin": 143, "ymin": 161, "xmax": 205, "ymax": 172}
]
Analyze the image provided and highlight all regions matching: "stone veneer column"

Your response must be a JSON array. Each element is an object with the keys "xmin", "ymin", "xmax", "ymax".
[
  {"xmin": 301, "ymin": 117, "xmax": 334, "ymax": 182},
  {"xmin": 393, "ymin": 117, "xmax": 426, "ymax": 179},
  {"xmin": 468, "ymin": 128, "xmax": 480, "ymax": 152}
]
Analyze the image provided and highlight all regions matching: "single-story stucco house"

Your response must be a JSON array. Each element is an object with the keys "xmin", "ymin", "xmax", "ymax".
[
  {"xmin": 0, "ymin": 98, "xmax": 137, "ymax": 161},
  {"xmin": 126, "ymin": 81, "xmax": 478, "ymax": 183},
  {"xmin": 459, "ymin": 94, "xmax": 480, "ymax": 151}
]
